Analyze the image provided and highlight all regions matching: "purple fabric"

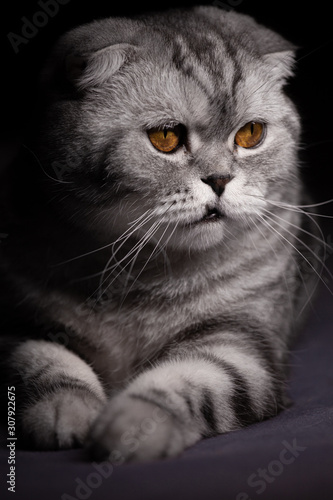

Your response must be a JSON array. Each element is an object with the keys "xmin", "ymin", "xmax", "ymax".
[{"xmin": 1, "ymin": 280, "xmax": 333, "ymax": 500}]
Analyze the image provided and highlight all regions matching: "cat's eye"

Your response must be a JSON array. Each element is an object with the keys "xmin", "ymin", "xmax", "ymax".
[
  {"xmin": 234, "ymin": 122, "xmax": 264, "ymax": 149},
  {"xmin": 147, "ymin": 126, "xmax": 182, "ymax": 153}
]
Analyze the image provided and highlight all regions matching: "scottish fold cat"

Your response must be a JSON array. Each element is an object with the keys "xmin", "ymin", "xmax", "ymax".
[{"xmin": 0, "ymin": 6, "xmax": 322, "ymax": 462}]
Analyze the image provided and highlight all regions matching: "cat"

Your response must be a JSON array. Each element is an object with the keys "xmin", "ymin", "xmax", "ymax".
[{"xmin": 0, "ymin": 5, "xmax": 322, "ymax": 462}]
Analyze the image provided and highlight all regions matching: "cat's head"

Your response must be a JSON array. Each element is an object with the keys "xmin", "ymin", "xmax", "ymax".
[{"xmin": 35, "ymin": 6, "xmax": 300, "ymax": 252}]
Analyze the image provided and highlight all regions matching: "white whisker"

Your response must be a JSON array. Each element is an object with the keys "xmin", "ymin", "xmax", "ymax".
[
  {"xmin": 262, "ymin": 210, "xmax": 333, "ymax": 281},
  {"xmin": 250, "ymin": 194, "xmax": 333, "ymax": 218},
  {"xmin": 257, "ymin": 214, "xmax": 333, "ymax": 299},
  {"xmin": 248, "ymin": 215, "xmax": 301, "ymax": 312},
  {"xmin": 95, "ymin": 203, "xmax": 175, "ymax": 300},
  {"xmin": 261, "ymin": 207, "xmax": 330, "ymax": 252},
  {"xmin": 22, "ymin": 144, "xmax": 73, "ymax": 185},
  {"xmin": 97, "ymin": 218, "xmax": 161, "ymax": 295},
  {"xmin": 120, "ymin": 219, "xmax": 175, "ymax": 303},
  {"xmin": 54, "ymin": 207, "xmax": 156, "ymax": 266}
]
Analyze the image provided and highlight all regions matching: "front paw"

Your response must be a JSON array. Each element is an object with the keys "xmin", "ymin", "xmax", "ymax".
[
  {"xmin": 87, "ymin": 393, "xmax": 187, "ymax": 463},
  {"xmin": 21, "ymin": 391, "xmax": 104, "ymax": 450}
]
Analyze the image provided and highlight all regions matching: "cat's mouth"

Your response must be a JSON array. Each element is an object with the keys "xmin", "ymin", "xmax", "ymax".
[{"xmin": 191, "ymin": 207, "xmax": 225, "ymax": 226}]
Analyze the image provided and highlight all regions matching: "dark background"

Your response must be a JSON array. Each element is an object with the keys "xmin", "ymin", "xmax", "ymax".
[{"xmin": 1, "ymin": 0, "xmax": 332, "ymax": 210}]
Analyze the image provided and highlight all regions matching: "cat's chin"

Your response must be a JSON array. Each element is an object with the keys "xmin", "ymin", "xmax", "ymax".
[{"xmin": 166, "ymin": 217, "xmax": 229, "ymax": 252}]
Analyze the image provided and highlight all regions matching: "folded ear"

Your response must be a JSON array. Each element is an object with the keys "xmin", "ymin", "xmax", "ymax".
[
  {"xmin": 64, "ymin": 43, "xmax": 136, "ymax": 90},
  {"xmin": 262, "ymin": 49, "xmax": 296, "ymax": 83},
  {"xmin": 195, "ymin": 6, "xmax": 297, "ymax": 84},
  {"xmin": 242, "ymin": 18, "xmax": 297, "ymax": 85},
  {"xmin": 257, "ymin": 25, "xmax": 297, "ymax": 83},
  {"xmin": 40, "ymin": 18, "xmax": 138, "ymax": 94}
]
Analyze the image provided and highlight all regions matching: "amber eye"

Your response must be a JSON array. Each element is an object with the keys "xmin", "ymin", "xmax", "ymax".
[
  {"xmin": 147, "ymin": 126, "xmax": 182, "ymax": 153},
  {"xmin": 234, "ymin": 122, "xmax": 264, "ymax": 148}
]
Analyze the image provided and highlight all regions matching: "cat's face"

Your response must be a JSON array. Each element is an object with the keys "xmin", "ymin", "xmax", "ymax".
[{"xmin": 39, "ymin": 7, "xmax": 300, "ymax": 252}]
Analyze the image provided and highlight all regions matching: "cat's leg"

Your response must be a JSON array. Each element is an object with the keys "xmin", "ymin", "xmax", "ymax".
[
  {"xmin": 8, "ymin": 339, "xmax": 106, "ymax": 449},
  {"xmin": 88, "ymin": 331, "xmax": 285, "ymax": 462}
]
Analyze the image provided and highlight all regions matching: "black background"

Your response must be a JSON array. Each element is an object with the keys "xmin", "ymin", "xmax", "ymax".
[{"xmin": 1, "ymin": 0, "xmax": 332, "ymax": 210}]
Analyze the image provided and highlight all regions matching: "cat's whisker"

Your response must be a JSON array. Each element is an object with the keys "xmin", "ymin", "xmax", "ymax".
[
  {"xmin": 300, "ymin": 139, "xmax": 333, "ymax": 150},
  {"xmin": 68, "ymin": 208, "xmax": 157, "ymax": 284},
  {"xmin": 260, "ymin": 207, "xmax": 329, "ymax": 253},
  {"xmin": 108, "ymin": 208, "xmax": 178, "ymax": 295},
  {"xmin": 110, "ymin": 220, "xmax": 163, "ymax": 286},
  {"xmin": 97, "ymin": 218, "xmax": 162, "ymax": 295},
  {"xmin": 119, "ymin": 219, "xmax": 175, "ymax": 303},
  {"xmin": 259, "ymin": 206, "xmax": 330, "ymax": 302},
  {"xmin": 249, "ymin": 194, "xmax": 333, "ymax": 218},
  {"xmin": 257, "ymin": 214, "xmax": 333, "ymax": 300},
  {"xmin": 22, "ymin": 144, "xmax": 74, "ymax": 185},
  {"xmin": 256, "ymin": 214, "xmax": 319, "ymax": 317},
  {"xmin": 97, "ymin": 204, "xmax": 175, "ymax": 299},
  {"xmin": 138, "ymin": 218, "xmax": 176, "ymax": 270},
  {"xmin": 262, "ymin": 210, "xmax": 333, "ymax": 281},
  {"xmin": 248, "ymin": 215, "xmax": 301, "ymax": 311},
  {"xmin": 104, "ymin": 212, "xmax": 157, "ymax": 270},
  {"xmin": 260, "ymin": 214, "xmax": 318, "ymax": 313},
  {"xmin": 127, "ymin": 220, "xmax": 171, "ymax": 280},
  {"xmin": 295, "ymin": 39, "xmax": 333, "ymax": 64},
  {"xmin": 53, "ymin": 207, "xmax": 155, "ymax": 266},
  {"xmin": 112, "ymin": 218, "xmax": 162, "ymax": 269},
  {"xmin": 245, "ymin": 193, "xmax": 333, "ymax": 273},
  {"xmin": 153, "ymin": 219, "xmax": 179, "ymax": 268}
]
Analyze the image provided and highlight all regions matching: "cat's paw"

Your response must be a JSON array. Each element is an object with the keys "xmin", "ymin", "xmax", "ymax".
[
  {"xmin": 21, "ymin": 391, "xmax": 104, "ymax": 449},
  {"xmin": 87, "ymin": 393, "xmax": 187, "ymax": 463}
]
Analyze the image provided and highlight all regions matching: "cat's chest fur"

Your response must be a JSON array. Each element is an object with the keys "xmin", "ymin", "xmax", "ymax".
[
  {"xmin": 37, "ymin": 263, "xmax": 224, "ymax": 386},
  {"xmin": 31, "ymin": 241, "xmax": 287, "ymax": 390}
]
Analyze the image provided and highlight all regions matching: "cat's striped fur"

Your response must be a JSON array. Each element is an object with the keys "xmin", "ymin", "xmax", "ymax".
[{"xmin": 0, "ymin": 6, "xmax": 320, "ymax": 461}]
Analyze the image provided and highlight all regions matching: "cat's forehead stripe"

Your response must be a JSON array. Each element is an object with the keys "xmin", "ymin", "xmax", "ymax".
[{"xmin": 166, "ymin": 31, "xmax": 244, "ymax": 119}]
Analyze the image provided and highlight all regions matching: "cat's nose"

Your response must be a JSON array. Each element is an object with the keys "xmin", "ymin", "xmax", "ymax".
[{"xmin": 201, "ymin": 174, "xmax": 231, "ymax": 197}]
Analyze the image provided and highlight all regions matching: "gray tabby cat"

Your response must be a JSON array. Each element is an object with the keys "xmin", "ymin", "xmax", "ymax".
[{"xmin": 0, "ymin": 5, "xmax": 320, "ymax": 462}]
